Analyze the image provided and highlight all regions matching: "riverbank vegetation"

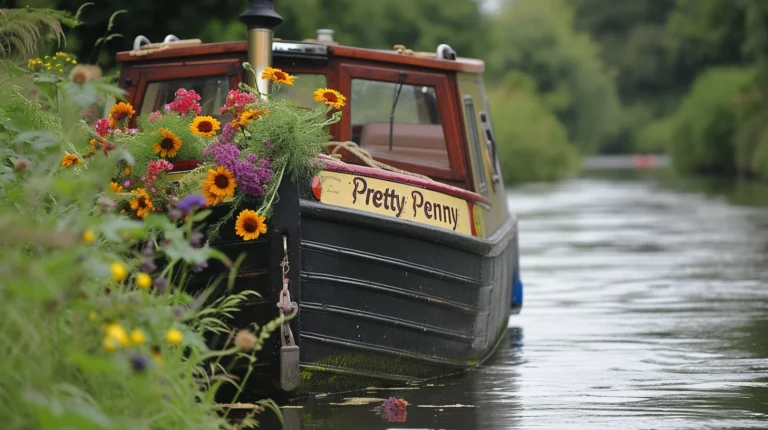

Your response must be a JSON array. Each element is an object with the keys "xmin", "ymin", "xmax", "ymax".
[
  {"xmin": 0, "ymin": 7, "xmax": 286, "ymax": 429},
  {"xmin": 12, "ymin": 0, "xmax": 768, "ymax": 181}
]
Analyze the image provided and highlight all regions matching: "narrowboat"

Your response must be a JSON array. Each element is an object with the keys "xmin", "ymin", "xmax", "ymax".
[{"xmin": 115, "ymin": 0, "xmax": 522, "ymax": 399}]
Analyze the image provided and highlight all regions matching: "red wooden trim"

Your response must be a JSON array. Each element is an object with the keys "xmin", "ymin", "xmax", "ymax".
[
  {"xmin": 319, "ymin": 156, "xmax": 490, "ymax": 206},
  {"xmin": 117, "ymin": 42, "xmax": 248, "ymax": 63},
  {"xmin": 115, "ymin": 41, "xmax": 485, "ymax": 73},
  {"xmin": 330, "ymin": 45, "xmax": 484, "ymax": 73}
]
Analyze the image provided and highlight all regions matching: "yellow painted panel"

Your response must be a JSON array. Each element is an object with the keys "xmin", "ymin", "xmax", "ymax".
[{"xmin": 318, "ymin": 171, "xmax": 473, "ymax": 236}]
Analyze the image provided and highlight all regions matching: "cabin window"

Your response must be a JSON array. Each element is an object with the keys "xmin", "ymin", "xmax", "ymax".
[
  {"xmin": 349, "ymin": 78, "xmax": 449, "ymax": 168},
  {"xmin": 140, "ymin": 76, "xmax": 229, "ymax": 119},
  {"xmin": 271, "ymin": 73, "xmax": 326, "ymax": 107},
  {"xmin": 463, "ymin": 96, "xmax": 487, "ymax": 193}
]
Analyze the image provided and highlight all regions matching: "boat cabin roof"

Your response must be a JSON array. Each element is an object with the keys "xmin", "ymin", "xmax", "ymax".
[{"xmin": 115, "ymin": 40, "xmax": 485, "ymax": 73}]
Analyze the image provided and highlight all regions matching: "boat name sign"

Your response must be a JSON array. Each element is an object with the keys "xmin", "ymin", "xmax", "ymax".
[{"xmin": 318, "ymin": 171, "xmax": 472, "ymax": 235}]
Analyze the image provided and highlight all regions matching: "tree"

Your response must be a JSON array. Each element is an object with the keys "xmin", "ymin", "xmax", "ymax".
[{"xmin": 488, "ymin": 0, "xmax": 621, "ymax": 153}]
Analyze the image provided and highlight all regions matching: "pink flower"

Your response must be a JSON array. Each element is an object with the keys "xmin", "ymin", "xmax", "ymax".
[
  {"xmin": 94, "ymin": 118, "xmax": 110, "ymax": 137},
  {"xmin": 165, "ymin": 88, "xmax": 201, "ymax": 117},
  {"xmin": 123, "ymin": 180, "xmax": 131, "ymax": 188},
  {"xmin": 220, "ymin": 90, "xmax": 256, "ymax": 116},
  {"xmin": 148, "ymin": 111, "xmax": 164, "ymax": 123}
]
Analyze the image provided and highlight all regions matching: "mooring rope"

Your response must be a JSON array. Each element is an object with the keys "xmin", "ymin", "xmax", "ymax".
[
  {"xmin": 323, "ymin": 141, "xmax": 433, "ymax": 181},
  {"xmin": 129, "ymin": 39, "xmax": 203, "ymax": 56}
]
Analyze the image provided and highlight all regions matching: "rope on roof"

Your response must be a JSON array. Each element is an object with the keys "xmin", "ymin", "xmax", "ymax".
[{"xmin": 129, "ymin": 39, "xmax": 203, "ymax": 56}]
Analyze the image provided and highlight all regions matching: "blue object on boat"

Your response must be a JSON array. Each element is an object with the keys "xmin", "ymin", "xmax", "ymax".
[{"xmin": 511, "ymin": 271, "xmax": 523, "ymax": 312}]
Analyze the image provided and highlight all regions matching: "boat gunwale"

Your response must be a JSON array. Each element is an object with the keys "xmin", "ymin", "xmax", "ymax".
[
  {"xmin": 301, "ymin": 199, "xmax": 517, "ymax": 258},
  {"xmin": 319, "ymin": 157, "xmax": 492, "ymax": 207},
  {"xmin": 115, "ymin": 40, "xmax": 485, "ymax": 73}
]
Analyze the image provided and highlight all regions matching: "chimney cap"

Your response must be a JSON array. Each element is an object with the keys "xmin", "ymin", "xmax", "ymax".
[{"xmin": 239, "ymin": 0, "xmax": 283, "ymax": 30}]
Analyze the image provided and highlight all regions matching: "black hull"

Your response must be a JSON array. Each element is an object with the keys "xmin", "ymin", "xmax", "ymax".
[{"xmin": 187, "ymin": 178, "xmax": 519, "ymax": 400}]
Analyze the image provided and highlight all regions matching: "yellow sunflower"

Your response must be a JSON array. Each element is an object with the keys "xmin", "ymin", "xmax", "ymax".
[
  {"xmin": 189, "ymin": 115, "xmax": 221, "ymax": 138},
  {"xmin": 129, "ymin": 188, "xmax": 154, "ymax": 219},
  {"xmin": 235, "ymin": 209, "xmax": 267, "ymax": 241},
  {"xmin": 110, "ymin": 181, "xmax": 123, "ymax": 193},
  {"xmin": 153, "ymin": 128, "xmax": 182, "ymax": 158},
  {"xmin": 313, "ymin": 88, "xmax": 346, "ymax": 109},
  {"xmin": 61, "ymin": 153, "xmax": 81, "ymax": 168},
  {"xmin": 236, "ymin": 108, "xmax": 268, "ymax": 128},
  {"xmin": 108, "ymin": 102, "xmax": 136, "ymax": 128},
  {"xmin": 203, "ymin": 166, "xmax": 237, "ymax": 198},
  {"xmin": 262, "ymin": 67, "xmax": 295, "ymax": 86},
  {"xmin": 202, "ymin": 183, "xmax": 224, "ymax": 205}
]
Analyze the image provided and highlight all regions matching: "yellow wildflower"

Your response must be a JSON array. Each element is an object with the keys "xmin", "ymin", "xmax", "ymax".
[
  {"xmin": 130, "ymin": 329, "xmax": 146, "ymax": 345},
  {"xmin": 105, "ymin": 323, "xmax": 130, "ymax": 347},
  {"xmin": 110, "ymin": 262, "xmax": 126, "ymax": 282},
  {"xmin": 82, "ymin": 229, "xmax": 95, "ymax": 244},
  {"xmin": 165, "ymin": 328, "xmax": 183, "ymax": 345},
  {"xmin": 135, "ymin": 273, "xmax": 152, "ymax": 290}
]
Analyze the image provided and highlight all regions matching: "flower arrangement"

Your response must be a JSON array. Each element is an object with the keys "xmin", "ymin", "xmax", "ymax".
[{"xmin": 66, "ymin": 63, "xmax": 345, "ymax": 241}]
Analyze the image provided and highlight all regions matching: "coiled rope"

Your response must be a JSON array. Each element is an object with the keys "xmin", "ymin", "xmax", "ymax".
[
  {"xmin": 323, "ymin": 141, "xmax": 433, "ymax": 182},
  {"xmin": 129, "ymin": 39, "xmax": 203, "ymax": 56}
]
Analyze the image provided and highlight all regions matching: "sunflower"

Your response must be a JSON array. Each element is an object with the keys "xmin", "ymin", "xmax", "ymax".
[
  {"xmin": 313, "ymin": 88, "xmax": 346, "ymax": 109},
  {"xmin": 110, "ymin": 181, "xmax": 123, "ymax": 193},
  {"xmin": 61, "ymin": 153, "xmax": 81, "ymax": 167},
  {"xmin": 202, "ymin": 183, "xmax": 224, "ymax": 205},
  {"xmin": 108, "ymin": 102, "xmax": 135, "ymax": 128},
  {"xmin": 236, "ymin": 108, "xmax": 268, "ymax": 128},
  {"xmin": 189, "ymin": 115, "xmax": 221, "ymax": 138},
  {"xmin": 235, "ymin": 209, "xmax": 267, "ymax": 241},
  {"xmin": 153, "ymin": 128, "xmax": 182, "ymax": 158},
  {"xmin": 203, "ymin": 166, "xmax": 237, "ymax": 198},
  {"xmin": 129, "ymin": 188, "xmax": 154, "ymax": 219},
  {"xmin": 262, "ymin": 67, "xmax": 295, "ymax": 86}
]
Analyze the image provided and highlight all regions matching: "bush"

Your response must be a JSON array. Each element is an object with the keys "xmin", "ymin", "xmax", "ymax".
[
  {"xmin": 489, "ymin": 0, "xmax": 622, "ymax": 153},
  {"xmin": 489, "ymin": 73, "xmax": 581, "ymax": 185},
  {"xmin": 667, "ymin": 66, "xmax": 756, "ymax": 175},
  {"xmin": 0, "ymin": 11, "xmax": 280, "ymax": 429}
]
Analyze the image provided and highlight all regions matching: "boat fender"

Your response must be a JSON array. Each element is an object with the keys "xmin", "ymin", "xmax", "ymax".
[
  {"xmin": 278, "ymin": 235, "xmax": 300, "ymax": 391},
  {"xmin": 132, "ymin": 35, "xmax": 151, "ymax": 51},
  {"xmin": 436, "ymin": 44, "xmax": 456, "ymax": 61}
]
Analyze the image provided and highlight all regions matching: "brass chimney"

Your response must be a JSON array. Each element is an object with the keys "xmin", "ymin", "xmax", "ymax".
[{"xmin": 239, "ymin": 0, "xmax": 283, "ymax": 96}]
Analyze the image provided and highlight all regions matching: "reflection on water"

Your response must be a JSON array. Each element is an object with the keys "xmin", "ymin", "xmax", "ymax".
[{"xmin": 277, "ymin": 171, "xmax": 768, "ymax": 429}]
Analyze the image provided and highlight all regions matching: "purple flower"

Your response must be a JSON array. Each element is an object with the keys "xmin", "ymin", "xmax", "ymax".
[
  {"xmin": 123, "ymin": 180, "xmax": 131, "ymax": 188},
  {"xmin": 177, "ymin": 194, "xmax": 207, "ymax": 214},
  {"xmin": 203, "ymin": 142, "xmax": 273, "ymax": 198},
  {"xmin": 264, "ymin": 140, "xmax": 271, "ymax": 147}
]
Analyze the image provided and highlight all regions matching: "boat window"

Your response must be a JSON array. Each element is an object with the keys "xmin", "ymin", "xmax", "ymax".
[
  {"xmin": 458, "ymin": 73, "xmax": 500, "ymax": 191},
  {"xmin": 271, "ymin": 73, "xmax": 326, "ymax": 107},
  {"xmin": 350, "ymin": 78, "xmax": 448, "ymax": 168},
  {"xmin": 140, "ymin": 76, "xmax": 230, "ymax": 119},
  {"xmin": 463, "ymin": 95, "xmax": 487, "ymax": 193}
]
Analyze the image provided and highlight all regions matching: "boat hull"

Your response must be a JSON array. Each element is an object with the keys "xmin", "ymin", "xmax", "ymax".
[
  {"xmin": 187, "ymin": 173, "xmax": 519, "ymax": 400},
  {"xmin": 296, "ymin": 193, "xmax": 517, "ymax": 394}
]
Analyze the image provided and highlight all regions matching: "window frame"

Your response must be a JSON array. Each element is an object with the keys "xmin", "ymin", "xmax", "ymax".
[
  {"xmin": 338, "ymin": 63, "xmax": 468, "ymax": 184},
  {"xmin": 126, "ymin": 58, "xmax": 243, "ymax": 125},
  {"xmin": 463, "ymin": 95, "xmax": 488, "ymax": 194}
]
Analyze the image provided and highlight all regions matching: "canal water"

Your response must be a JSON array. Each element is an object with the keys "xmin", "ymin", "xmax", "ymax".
[{"xmin": 276, "ymin": 169, "xmax": 768, "ymax": 429}]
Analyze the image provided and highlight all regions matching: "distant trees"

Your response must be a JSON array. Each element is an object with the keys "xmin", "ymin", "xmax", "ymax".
[{"xmin": 488, "ymin": 0, "xmax": 621, "ymax": 154}]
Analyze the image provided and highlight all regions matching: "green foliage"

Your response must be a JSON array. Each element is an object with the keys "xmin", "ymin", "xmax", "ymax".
[
  {"xmin": 0, "ymin": 7, "xmax": 78, "ymax": 58},
  {"xmin": 126, "ymin": 113, "xmax": 208, "ymax": 178},
  {"xmin": 0, "ymin": 16, "xmax": 280, "ymax": 429},
  {"xmin": 667, "ymin": 67, "xmax": 755, "ymax": 175},
  {"xmin": 241, "ymin": 100, "xmax": 329, "ymax": 184},
  {"xmin": 489, "ymin": 0, "xmax": 621, "ymax": 153},
  {"xmin": 489, "ymin": 73, "xmax": 580, "ymax": 185}
]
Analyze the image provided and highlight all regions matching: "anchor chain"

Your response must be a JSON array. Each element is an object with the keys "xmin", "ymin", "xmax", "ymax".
[{"xmin": 278, "ymin": 235, "xmax": 298, "ymax": 347}]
